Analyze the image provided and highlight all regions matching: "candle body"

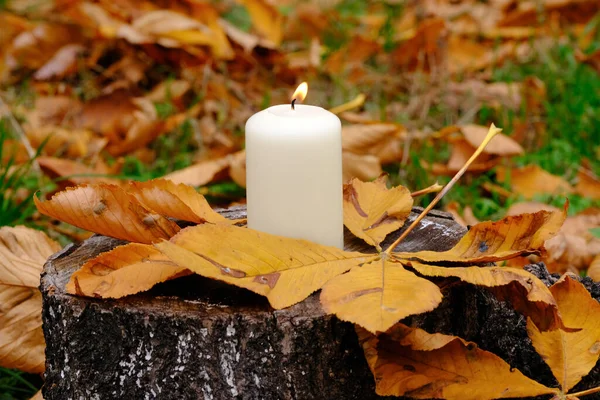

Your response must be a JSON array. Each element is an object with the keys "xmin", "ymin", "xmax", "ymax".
[{"xmin": 245, "ymin": 104, "xmax": 343, "ymax": 248}]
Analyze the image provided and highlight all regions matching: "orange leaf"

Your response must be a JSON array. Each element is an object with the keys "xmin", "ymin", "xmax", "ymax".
[
  {"xmin": 528, "ymin": 275, "xmax": 600, "ymax": 391},
  {"xmin": 155, "ymin": 224, "xmax": 374, "ymax": 309},
  {"xmin": 394, "ymin": 205, "xmax": 567, "ymax": 264},
  {"xmin": 129, "ymin": 179, "xmax": 236, "ymax": 224},
  {"xmin": 0, "ymin": 226, "xmax": 61, "ymax": 374},
  {"xmin": 34, "ymin": 184, "xmax": 180, "ymax": 244},
  {"xmin": 343, "ymin": 175, "xmax": 413, "ymax": 249},
  {"xmin": 320, "ymin": 258, "xmax": 442, "ymax": 334},
  {"xmin": 575, "ymin": 168, "xmax": 600, "ymax": 200},
  {"xmin": 238, "ymin": 0, "xmax": 284, "ymax": 46},
  {"xmin": 411, "ymin": 262, "xmax": 562, "ymax": 331},
  {"xmin": 66, "ymin": 243, "xmax": 189, "ymax": 298},
  {"xmin": 588, "ymin": 254, "xmax": 600, "ymax": 282},
  {"xmin": 358, "ymin": 323, "xmax": 557, "ymax": 399},
  {"xmin": 497, "ymin": 165, "xmax": 574, "ymax": 199},
  {"xmin": 461, "ymin": 124, "xmax": 524, "ymax": 156}
]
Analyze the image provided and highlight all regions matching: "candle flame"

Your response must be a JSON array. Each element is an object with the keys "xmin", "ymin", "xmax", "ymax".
[{"xmin": 292, "ymin": 82, "xmax": 308, "ymax": 103}]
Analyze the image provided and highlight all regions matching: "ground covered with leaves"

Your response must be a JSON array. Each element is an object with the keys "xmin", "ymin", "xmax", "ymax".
[{"xmin": 2, "ymin": 0, "xmax": 600, "ymax": 399}]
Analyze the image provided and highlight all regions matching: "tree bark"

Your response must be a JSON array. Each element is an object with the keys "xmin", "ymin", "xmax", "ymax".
[{"xmin": 41, "ymin": 206, "xmax": 600, "ymax": 399}]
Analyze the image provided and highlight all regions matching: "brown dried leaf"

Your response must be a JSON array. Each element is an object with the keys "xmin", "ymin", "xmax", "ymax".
[
  {"xmin": 358, "ymin": 323, "xmax": 557, "ymax": 399},
  {"xmin": 238, "ymin": 0, "xmax": 283, "ymax": 46},
  {"xmin": 163, "ymin": 156, "xmax": 232, "ymax": 187},
  {"xmin": 575, "ymin": 168, "xmax": 600, "ymax": 200},
  {"xmin": 544, "ymin": 208, "xmax": 600, "ymax": 273},
  {"xmin": 0, "ymin": 226, "xmax": 61, "ymax": 373},
  {"xmin": 394, "ymin": 206, "xmax": 567, "ymax": 264},
  {"xmin": 343, "ymin": 176, "xmax": 413, "ymax": 249},
  {"xmin": 497, "ymin": 165, "xmax": 574, "ymax": 200},
  {"xmin": 528, "ymin": 275, "xmax": 600, "ymax": 391},
  {"xmin": 66, "ymin": 243, "xmax": 189, "ymax": 298},
  {"xmin": 342, "ymin": 152, "xmax": 382, "ymax": 183},
  {"xmin": 342, "ymin": 123, "xmax": 404, "ymax": 164},
  {"xmin": 461, "ymin": 124, "xmax": 524, "ymax": 156},
  {"xmin": 320, "ymin": 258, "xmax": 442, "ymax": 334},
  {"xmin": 129, "ymin": 179, "xmax": 234, "ymax": 224},
  {"xmin": 411, "ymin": 262, "xmax": 562, "ymax": 332},
  {"xmin": 34, "ymin": 184, "xmax": 180, "ymax": 244}
]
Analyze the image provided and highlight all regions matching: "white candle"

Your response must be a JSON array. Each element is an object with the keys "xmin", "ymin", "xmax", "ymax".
[{"xmin": 245, "ymin": 88, "xmax": 343, "ymax": 249}]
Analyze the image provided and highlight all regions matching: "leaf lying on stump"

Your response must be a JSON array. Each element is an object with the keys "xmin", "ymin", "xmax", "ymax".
[
  {"xmin": 320, "ymin": 257, "xmax": 442, "ymax": 333},
  {"xmin": 527, "ymin": 275, "xmax": 600, "ymax": 392},
  {"xmin": 357, "ymin": 323, "xmax": 558, "ymax": 399},
  {"xmin": 35, "ymin": 184, "xmax": 180, "ymax": 243},
  {"xmin": 155, "ymin": 224, "xmax": 376, "ymax": 309},
  {"xmin": 66, "ymin": 243, "xmax": 190, "ymax": 298},
  {"xmin": 411, "ymin": 262, "xmax": 563, "ymax": 331},
  {"xmin": 343, "ymin": 175, "xmax": 413, "ymax": 250},
  {"xmin": 129, "ymin": 179, "xmax": 237, "ymax": 225},
  {"xmin": 0, "ymin": 226, "xmax": 61, "ymax": 374},
  {"xmin": 394, "ymin": 205, "xmax": 567, "ymax": 263}
]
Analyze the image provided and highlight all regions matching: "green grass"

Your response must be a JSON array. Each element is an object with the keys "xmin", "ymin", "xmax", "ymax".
[
  {"xmin": 0, "ymin": 367, "xmax": 41, "ymax": 400},
  {"xmin": 0, "ymin": 119, "xmax": 46, "ymax": 227},
  {"xmin": 394, "ymin": 39, "xmax": 600, "ymax": 221}
]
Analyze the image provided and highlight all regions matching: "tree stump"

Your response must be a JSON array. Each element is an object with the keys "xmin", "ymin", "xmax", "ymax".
[{"xmin": 40, "ymin": 206, "xmax": 600, "ymax": 399}]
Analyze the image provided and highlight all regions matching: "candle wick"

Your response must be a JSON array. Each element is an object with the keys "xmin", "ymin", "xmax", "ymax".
[{"xmin": 291, "ymin": 98, "xmax": 296, "ymax": 110}]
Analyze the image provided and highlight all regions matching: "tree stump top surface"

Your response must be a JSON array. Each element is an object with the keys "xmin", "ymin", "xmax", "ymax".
[{"xmin": 42, "ymin": 206, "xmax": 466, "ymax": 315}]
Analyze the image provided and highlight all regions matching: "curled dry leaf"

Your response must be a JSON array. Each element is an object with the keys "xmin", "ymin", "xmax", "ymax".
[
  {"xmin": 342, "ymin": 152, "xmax": 382, "ymax": 183},
  {"xmin": 155, "ymin": 224, "xmax": 374, "ymax": 309},
  {"xmin": 129, "ymin": 179, "xmax": 235, "ymax": 224},
  {"xmin": 343, "ymin": 175, "xmax": 413, "ymax": 249},
  {"xmin": 497, "ymin": 165, "xmax": 574, "ymax": 200},
  {"xmin": 66, "ymin": 243, "xmax": 189, "ymax": 298},
  {"xmin": 357, "ymin": 323, "xmax": 557, "ymax": 399},
  {"xmin": 528, "ymin": 275, "xmax": 600, "ymax": 392},
  {"xmin": 411, "ymin": 262, "xmax": 562, "ymax": 331},
  {"xmin": 588, "ymin": 255, "xmax": 600, "ymax": 282},
  {"xmin": 394, "ymin": 205, "xmax": 567, "ymax": 264},
  {"xmin": 320, "ymin": 258, "xmax": 442, "ymax": 334},
  {"xmin": 0, "ymin": 226, "xmax": 61, "ymax": 373},
  {"xmin": 544, "ymin": 208, "xmax": 600, "ymax": 273},
  {"xmin": 342, "ymin": 123, "xmax": 404, "ymax": 164},
  {"xmin": 461, "ymin": 124, "xmax": 524, "ymax": 156},
  {"xmin": 575, "ymin": 168, "xmax": 600, "ymax": 200},
  {"xmin": 163, "ymin": 155, "xmax": 232, "ymax": 187},
  {"xmin": 35, "ymin": 184, "xmax": 180, "ymax": 244}
]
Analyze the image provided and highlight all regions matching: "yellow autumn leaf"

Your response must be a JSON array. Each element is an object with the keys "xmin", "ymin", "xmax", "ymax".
[
  {"xmin": 528, "ymin": 275, "xmax": 600, "ymax": 391},
  {"xmin": 0, "ymin": 226, "xmax": 61, "ymax": 373},
  {"xmin": 320, "ymin": 257, "xmax": 442, "ymax": 333},
  {"xmin": 34, "ymin": 184, "xmax": 180, "ymax": 244},
  {"xmin": 343, "ymin": 175, "xmax": 413, "ymax": 250},
  {"xmin": 66, "ymin": 243, "xmax": 189, "ymax": 298},
  {"xmin": 155, "ymin": 224, "xmax": 375, "ymax": 309},
  {"xmin": 394, "ymin": 205, "xmax": 566, "ymax": 264},
  {"xmin": 129, "ymin": 179, "xmax": 236, "ymax": 225},
  {"xmin": 238, "ymin": 0, "xmax": 283, "ymax": 46},
  {"xmin": 411, "ymin": 262, "xmax": 562, "ymax": 331},
  {"xmin": 357, "ymin": 323, "xmax": 557, "ymax": 399},
  {"xmin": 588, "ymin": 254, "xmax": 600, "ymax": 282}
]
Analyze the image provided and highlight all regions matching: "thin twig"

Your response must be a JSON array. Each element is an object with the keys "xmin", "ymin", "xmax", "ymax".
[
  {"xmin": 568, "ymin": 385, "xmax": 600, "ymax": 398},
  {"xmin": 0, "ymin": 94, "xmax": 40, "ymax": 173},
  {"xmin": 411, "ymin": 182, "xmax": 443, "ymax": 198},
  {"xmin": 384, "ymin": 124, "xmax": 502, "ymax": 254}
]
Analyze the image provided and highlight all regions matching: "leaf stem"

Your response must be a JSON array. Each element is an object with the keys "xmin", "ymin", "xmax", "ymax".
[
  {"xmin": 411, "ymin": 182, "xmax": 443, "ymax": 198},
  {"xmin": 569, "ymin": 385, "xmax": 600, "ymax": 398},
  {"xmin": 384, "ymin": 124, "xmax": 502, "ymax": 255}
]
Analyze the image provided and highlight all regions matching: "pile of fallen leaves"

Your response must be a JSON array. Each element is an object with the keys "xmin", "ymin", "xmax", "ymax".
[{"xmin": 2, "ymin": 0, "xmax": 600, "ymax": 276}]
